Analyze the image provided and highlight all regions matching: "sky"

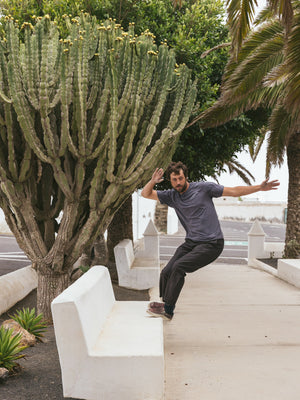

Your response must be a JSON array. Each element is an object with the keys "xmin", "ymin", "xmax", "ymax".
[{"xmin": 212, "ymin": 0, "xmax": 288, "ymax": 203}]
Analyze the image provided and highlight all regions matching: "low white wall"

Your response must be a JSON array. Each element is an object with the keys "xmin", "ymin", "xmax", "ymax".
[
  {"xmin": 214, "ymin": 197, "xmax": 287, "ymax": 223},
  {"xmin": 0, "ymin": 209, "xmax": 11, "ymax": 234},
  {"xmin": 277, "ymin": 259, "xmax": 300, "ymax": 288},
  {"xmin": 0, "ymin": 266, "xmax": 37, "ymax": 315}
]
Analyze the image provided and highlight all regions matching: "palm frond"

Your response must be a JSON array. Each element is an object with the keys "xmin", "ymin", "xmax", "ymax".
[
  {"xmin": 236, "ymin": 19, "xmax": 283, "ymax": 62},
  {"xmin": 254, "ymin": 5, "xmax": 276, "ymax": 26},
  {"xmin": 248, "ymin": 128, "xmax": 267, "ymax": 161},
  {"xmin": 263, "ymin": 61, "xmax": 289, "ymax": 86},
  {"xmin": 225, "ymin": 157, "xmax": 255, "ymax": 185},
  {"xmin": 269, "ymin": 0, "xmax": 294, "ymax": 32},
  {"xmin": 193, "ymin": 21, "xmax": 285, "ymax": 130},
  {"xmin": 192, "ymin": 96, "xmax": 249, "ymax": 128},
  {"xmin": 226, "ymin": 0, "xmax": 258, "ymax": 56},
  {"xmin": 222, "ymin": 20, "xmax": 283, "ymax": 88},
  {"xmin": 222, "ymin": 36, "xmax": 284, "ymax": 97},
  {"xmin": 259, "ymin": 83, "xmax": 285, "ymax": 108},
  {"xmin": 190, "ymin": 85, "xmax": 279, "ymax": 129},
  {"xmin": 266, "ymin": 104, "xmax": 296, "ymax": 166}
]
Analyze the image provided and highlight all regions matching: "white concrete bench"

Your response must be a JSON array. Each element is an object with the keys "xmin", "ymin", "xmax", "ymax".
[
  {"xmin": 114, "ymin": 239, "xmax": 160, "ymax": 290},
  {"xmin": 51, "ymin": 266, "xmax": 164, "ymax": 400},
  {"xmin": 114, "ymin": 220, "xmax": 160, "ymax": 290},
  {"xmin": 278, "ymin": 259, "xmax": 300, "ymax": 288}
]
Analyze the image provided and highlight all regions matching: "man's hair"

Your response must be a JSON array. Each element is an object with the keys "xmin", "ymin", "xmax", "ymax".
[{"xmin": 165, "ymin": 161, "xmax": 188, "ymax": 180}]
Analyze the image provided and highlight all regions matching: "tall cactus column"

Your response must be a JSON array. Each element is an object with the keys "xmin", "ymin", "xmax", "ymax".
[{"xmin": 0, "ymin": 14, "xmax": 197, "ymax": 320}]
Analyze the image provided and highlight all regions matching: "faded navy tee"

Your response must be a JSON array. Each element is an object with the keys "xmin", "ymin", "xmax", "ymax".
[{"xmin": 157, "ymin": 181, "xmax": 224, "ymax": 242}]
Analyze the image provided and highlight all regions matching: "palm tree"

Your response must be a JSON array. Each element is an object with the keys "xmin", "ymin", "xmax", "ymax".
[{"xmin": 188, "ymin": 0, "xmax": 299, "ymax": 257}]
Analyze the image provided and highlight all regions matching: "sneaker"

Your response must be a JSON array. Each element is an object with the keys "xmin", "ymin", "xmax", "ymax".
[
  {"xmin": 147, "ymin": 308, "xmax": 173, "ymax": 321},
  {"xmin": 148, "ymin": 301, "xmax": 165, "ymax": 310}
]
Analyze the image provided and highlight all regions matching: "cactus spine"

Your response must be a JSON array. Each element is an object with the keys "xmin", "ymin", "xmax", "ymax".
[{"xmin": 0, "ymin": 14, "xmax": 196, "ymax": 319}]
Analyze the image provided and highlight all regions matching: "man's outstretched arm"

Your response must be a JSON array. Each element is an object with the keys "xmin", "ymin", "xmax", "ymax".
[
  {"xmin": 141, "ymin": 168, "xmax": 164, "ymax": 200},
  {"xmin": 222, "ymin": 178, "xmax": 280, "ymax": 197}
]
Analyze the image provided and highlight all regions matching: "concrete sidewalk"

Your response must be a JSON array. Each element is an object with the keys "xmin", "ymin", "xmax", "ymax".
[{"xmin": 162, "ymin": 263, "xmax": 300, "ymax": 400}]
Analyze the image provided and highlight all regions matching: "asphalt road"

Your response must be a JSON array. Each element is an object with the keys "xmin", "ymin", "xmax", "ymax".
[
  {"xmin": 0, "ymin": 220, "xmax": 286, "ymax": 276},
  {"xmin": 0, "ymin": 234, "xmax": 30, "ymax": 276}
]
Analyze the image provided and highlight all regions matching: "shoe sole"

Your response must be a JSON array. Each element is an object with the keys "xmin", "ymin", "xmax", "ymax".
[
  {"xmin": 149, "ymin": 302, "xmax": 165, "ymax": 308},
  {"xmin": 146, "ymin": 308, "xmax": 172, "ymax": 321},
  {"xmin": 148, "ymin": 306, "xmax": 164, "ymax": 312}
]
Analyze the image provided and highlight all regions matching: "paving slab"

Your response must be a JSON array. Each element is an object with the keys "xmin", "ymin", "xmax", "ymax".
[{"xmin": 164, "ymin": 263, "xmax": 300, "ymax": 400}]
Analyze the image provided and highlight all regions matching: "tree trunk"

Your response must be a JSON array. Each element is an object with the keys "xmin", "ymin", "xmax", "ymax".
[
  {"xmin": 92, "ymin": 233, "xmax": 108, "ymax": 266},
  {"xmin": 107, "ymin": 196, "xmax": 133, "ymax": 281},
  {"xmin": 36, "ymin": 267, "xmax": 71, "ymax": 323},
  {"xmin": 154, "ymin": 201, "xmax": 168, "ymax": 233},
  {"xmin": 285, "ymin": 131, "xmax": 300, "ymax": 258}
]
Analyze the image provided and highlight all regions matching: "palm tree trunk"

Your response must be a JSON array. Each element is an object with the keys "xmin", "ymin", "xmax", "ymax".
[
  {"xmin": 285, "ymin": 132, "xmax": 300, "ymax": 258},
  {"xmin": 154, "ymin": 201, "xmax": 168, "ymax": 233}
]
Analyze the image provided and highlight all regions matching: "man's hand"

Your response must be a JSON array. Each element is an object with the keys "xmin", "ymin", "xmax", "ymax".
[
  {"xmin": 260, "ymin": 178, "xmax": 280, "ymax": 191},
  {"xmin": 141, "ymin": 168, "xmax": 164, "ymax": 200},
  {"xmin": 151, "ymin": 168, "xmax": 164, "ymax": 184}
]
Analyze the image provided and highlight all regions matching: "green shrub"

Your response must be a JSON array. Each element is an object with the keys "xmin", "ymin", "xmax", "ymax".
[
  {"xmin": 78, "ymin": 265, "xmax": 90, "ymax": 273},
  {"xmin": 0, "ymin": 326, "xmax": 27, "ymax": 371},
  {"xmin": 10, "ymin": 308, "xmax": 47, "ymax": 340}
]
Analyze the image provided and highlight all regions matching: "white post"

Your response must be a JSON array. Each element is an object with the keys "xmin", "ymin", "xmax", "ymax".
[
  {"xmin": 142, "ymin": 219, "xmax": 160, "ymax": 262},
  {"xmin": 167, "ymin": 207, "xmax": 179, "ymax": 235},
  {"xmin": 248, "ymin": 219, "xmax": 266, "ymax": 265}
]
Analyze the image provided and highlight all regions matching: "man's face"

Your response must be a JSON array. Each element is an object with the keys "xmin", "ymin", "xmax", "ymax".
[{"xmin": 170, "ymin": 170, "xmax": 188, "ymax": 193}]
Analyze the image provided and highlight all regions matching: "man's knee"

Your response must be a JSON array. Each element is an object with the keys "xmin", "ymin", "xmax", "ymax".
[
  {"xmin": 171, "ymin": 261, "xmax": 187, "ymax": 277},
  {"xmin": 160, "ymin": 266, "xmax": 169, "ymax": 281}
]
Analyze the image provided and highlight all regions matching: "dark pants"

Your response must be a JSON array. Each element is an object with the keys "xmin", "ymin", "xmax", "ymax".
[{"xmin": 159, "ymin": 238, "xmax": 224, "ymax": 306}]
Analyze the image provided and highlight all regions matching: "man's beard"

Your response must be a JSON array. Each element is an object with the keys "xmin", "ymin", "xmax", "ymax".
[{"xmin": 175, "ymin": 181, "xmax": 188, "ymax": 193}]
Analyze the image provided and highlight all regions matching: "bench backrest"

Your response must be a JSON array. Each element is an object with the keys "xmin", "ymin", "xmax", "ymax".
[
  {"xmin": 51, "ymin": 266, "xmax": 115, "ymax": 357},
  {"xmin": 114, "ymin": 239, "xmax": 135, "ymax": 271}
]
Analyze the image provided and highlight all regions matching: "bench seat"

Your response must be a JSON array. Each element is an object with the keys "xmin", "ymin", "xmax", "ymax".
[{"xmin": 92, "ymin": 301, "xmax": 163, "ymax": 357}]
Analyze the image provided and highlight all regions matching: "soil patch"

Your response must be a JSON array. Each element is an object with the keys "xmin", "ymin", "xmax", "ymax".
[
  {"xmin": 258, "ymin": 258, "xmax": 278, "ymax": 269},
  {"xmin": 0, "ymin": 283, "xmax": 149, "ymax": 400}
]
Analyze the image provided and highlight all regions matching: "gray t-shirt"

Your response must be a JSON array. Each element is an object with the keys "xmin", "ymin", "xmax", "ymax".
[{"xmin": 157, "ymin": 181, "xmax": 224, "ymax": 241}]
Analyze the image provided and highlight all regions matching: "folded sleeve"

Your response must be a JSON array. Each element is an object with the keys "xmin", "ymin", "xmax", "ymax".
[
  {"xmin": 157, "ymin": 190, "xmax": 174, "ymax": 207},
  {"xmin": 206, "ymin": 182, "xmax": 224, "ymax": 198}
]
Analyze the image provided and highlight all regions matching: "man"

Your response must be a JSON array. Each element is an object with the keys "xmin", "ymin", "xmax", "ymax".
[{"xmin": 141, "ymin": 161, "xmax": 280, "ymax": 321}]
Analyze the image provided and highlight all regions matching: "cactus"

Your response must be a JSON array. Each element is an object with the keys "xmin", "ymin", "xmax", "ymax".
[{"xmin": 0, "ymin": 14, "xmax": 196, "ymax": 320}]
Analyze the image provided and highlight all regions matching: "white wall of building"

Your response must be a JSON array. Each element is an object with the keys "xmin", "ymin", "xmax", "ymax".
[
  {"xmin": 132, "ymin": 191, "xmax": 156, "ymax": 241},
  {"xmin": 214, "ymin": 197, "xmax": 287, "ymax": 223}
]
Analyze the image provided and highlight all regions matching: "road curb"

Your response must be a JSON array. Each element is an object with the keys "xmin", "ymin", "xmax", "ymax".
[{"xmin": 0, "ymin": 266, "xmax": 37, "ymax": 316}]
